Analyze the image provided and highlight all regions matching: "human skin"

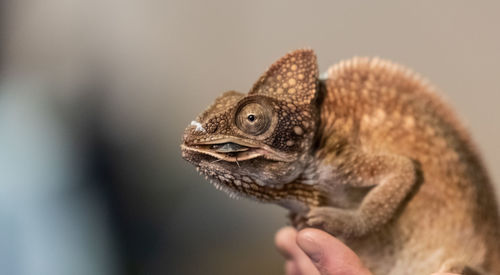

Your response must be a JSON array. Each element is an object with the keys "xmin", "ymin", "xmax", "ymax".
[{"xmin": 274, "ymin": 227, "xmax": 459, "ymax": 275}]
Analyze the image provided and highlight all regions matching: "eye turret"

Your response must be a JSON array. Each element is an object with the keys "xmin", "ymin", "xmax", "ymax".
[{"xmin": 236, "ymin": 102, "xmax": 272, "ymax": 135}]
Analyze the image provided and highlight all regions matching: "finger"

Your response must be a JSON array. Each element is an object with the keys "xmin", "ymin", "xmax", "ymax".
[
  {"xmin": 284, "ymin": 261, "xmax": 300, "ymax": 275},
  {"xmin": 275, "ymin": 227, "xmax": 300, "ymax": 260},
  {"xmin": 275, "ymin": 227, "xmax": 319, "ymax": 275},
  {"xmin": 297, "ymin": 228, "xmax": 372, "ymax": 275}
]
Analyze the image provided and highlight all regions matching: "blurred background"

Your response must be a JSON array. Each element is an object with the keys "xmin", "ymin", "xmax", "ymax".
[{"xmin": 1, "ymin": 1, "xmax": 499, "ymax": 274}]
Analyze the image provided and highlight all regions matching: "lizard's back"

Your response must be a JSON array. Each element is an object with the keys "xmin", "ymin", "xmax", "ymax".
[{"xmin": 320, "ymin": 57, "xmax": 500, "ymax": 274}]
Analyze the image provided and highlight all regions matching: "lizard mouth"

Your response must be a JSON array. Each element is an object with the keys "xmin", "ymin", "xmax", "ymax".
[{"xmin": 181, "ymin": 138, "xmax": 294, "ymax": 162}]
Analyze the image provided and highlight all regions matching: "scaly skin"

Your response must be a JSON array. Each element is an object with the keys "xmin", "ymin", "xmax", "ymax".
[{"xmin": 181, "ymin": 49, "xmax": 500, "ymax": 274}]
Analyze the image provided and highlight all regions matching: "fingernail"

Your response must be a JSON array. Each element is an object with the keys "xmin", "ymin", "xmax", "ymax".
[{"xmin": 297, "ymin": 231, "xmax": 322, "ymax": 263}]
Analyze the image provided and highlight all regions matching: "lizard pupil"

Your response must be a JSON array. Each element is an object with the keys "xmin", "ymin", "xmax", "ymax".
[{"xmin": 247, "ymin": 114, "xmax": 255, "ymax": 122}]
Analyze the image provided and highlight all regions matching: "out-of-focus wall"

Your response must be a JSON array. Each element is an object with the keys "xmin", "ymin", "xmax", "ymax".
[{"xmin": 1, "ymin": 1, "xmax": 500, "ymax": 275}]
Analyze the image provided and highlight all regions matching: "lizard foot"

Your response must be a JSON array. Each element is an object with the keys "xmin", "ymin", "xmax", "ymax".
[
  {"xmin": 305, "ymin": 207, "xmax": 359, "ymax": 236},
  {"xmin": 288, "ymin": 212, "xmax": 308, "ymax": 230}
]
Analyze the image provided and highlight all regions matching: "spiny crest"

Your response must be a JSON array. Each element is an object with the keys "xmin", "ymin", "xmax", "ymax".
[
  {"xmin": 326, "ymin": 57, "xmax": 431, "ymax": 93},
  {"xmin": 322, "ymin": 56, "xmax": 471, "ymax": 152},
  {"xmin": 323, "ymin": 56, "xmax": 445, "ymax": 119},
  {"xmin": 250, "ymin": 49, "xmax": 318, "ymax": 105}
]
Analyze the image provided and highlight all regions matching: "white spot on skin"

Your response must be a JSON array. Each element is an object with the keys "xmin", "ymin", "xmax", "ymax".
[{"xmin": 190, "ymin": 120, "xmax": 206, "ymax": 132}]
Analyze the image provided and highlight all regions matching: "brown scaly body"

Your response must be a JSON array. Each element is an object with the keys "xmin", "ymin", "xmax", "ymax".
[{"xmin": 181, "ymin": 49, "xmax": 500, "ymax": 274}]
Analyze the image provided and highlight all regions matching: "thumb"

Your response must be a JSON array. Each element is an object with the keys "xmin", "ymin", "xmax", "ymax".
[{"xmin": 296, "ymin": 228, "xmax": 372, "ymax": 275}]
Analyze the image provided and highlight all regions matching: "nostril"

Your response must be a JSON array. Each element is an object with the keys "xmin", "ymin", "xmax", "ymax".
[{"xmin": 208, "ymin": 124, "xmax": 218, "ymax": 133}]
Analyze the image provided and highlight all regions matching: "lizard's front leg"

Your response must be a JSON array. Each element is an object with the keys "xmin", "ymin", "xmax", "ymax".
[{"xmin": 306, "ymin": 153, "xmax": 419, "ymax": 237}]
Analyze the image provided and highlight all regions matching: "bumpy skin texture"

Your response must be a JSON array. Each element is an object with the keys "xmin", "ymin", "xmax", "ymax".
[{"xmin": 181, "ymin": 49, "xmax": 500, "ymax": 275}]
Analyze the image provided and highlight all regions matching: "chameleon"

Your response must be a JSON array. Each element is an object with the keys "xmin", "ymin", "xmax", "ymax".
[{"xmin": 180, "ymin": 49, "xmax": 500, "ymax": 274}]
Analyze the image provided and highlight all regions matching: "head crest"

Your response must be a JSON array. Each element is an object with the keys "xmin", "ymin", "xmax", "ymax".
[{"xmin": 249, "ymin": 49, "xmax": 318, "ymax": 105}]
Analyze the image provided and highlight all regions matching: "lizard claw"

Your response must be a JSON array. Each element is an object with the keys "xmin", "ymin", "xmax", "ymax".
[
  {"xmin": 305, "ymin": 207, "xmax": 355, "ymax": 236},
  {"xmin": 288, "ymin": 212, "xmax": 309, "ymax": 230},
  {"xmin": 305, "ymin": 207, "xmax": 332, "ymax": 227}
]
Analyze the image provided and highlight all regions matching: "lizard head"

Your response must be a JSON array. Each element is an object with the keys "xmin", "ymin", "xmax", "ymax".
[{"xmin": 181, "ymin": 49, "xmax": 323, "ymax": 207}]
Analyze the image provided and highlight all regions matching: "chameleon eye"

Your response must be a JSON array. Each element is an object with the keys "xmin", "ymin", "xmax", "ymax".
[{"xmin": 236, "ymin": 102, "xmax": 271, "ymax": 135}]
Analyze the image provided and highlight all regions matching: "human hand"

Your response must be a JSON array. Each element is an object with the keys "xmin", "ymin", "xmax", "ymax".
[
  {"xmin": 275, "ymin": 227, "xmax": 459, "ymax": 275},
  {"xmin": 275, "ymin": 227, "xmax": 371, "ymax": 275}
]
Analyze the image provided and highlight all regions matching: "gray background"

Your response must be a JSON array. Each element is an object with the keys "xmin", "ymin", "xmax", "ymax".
[{"xmin": 2, "ymin": 1, "xmax": 499, "ymax": 274}]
